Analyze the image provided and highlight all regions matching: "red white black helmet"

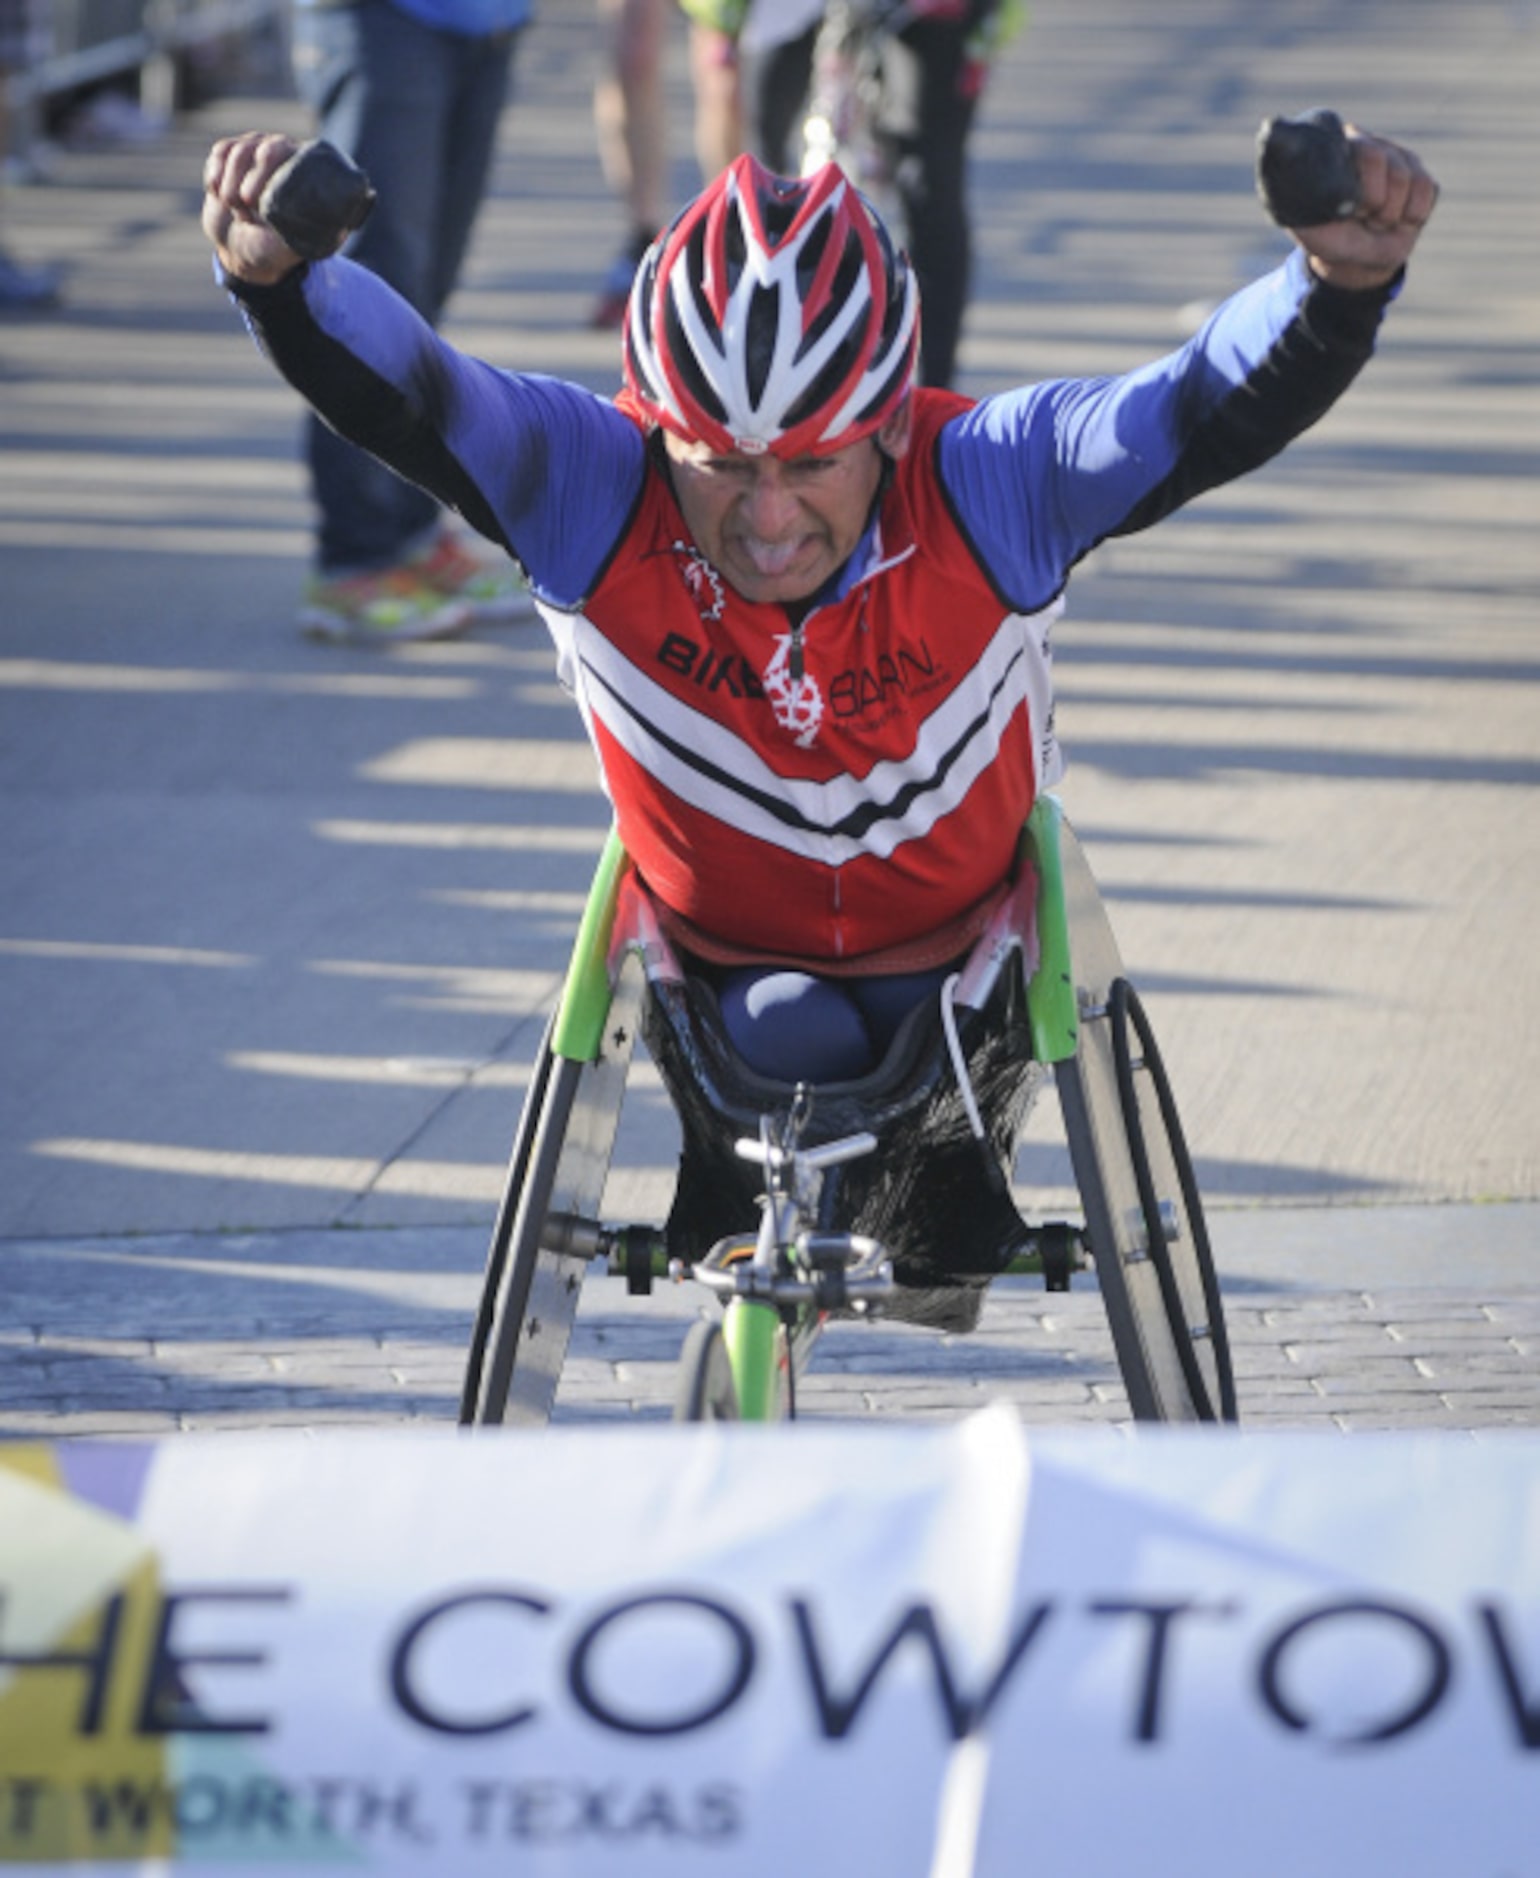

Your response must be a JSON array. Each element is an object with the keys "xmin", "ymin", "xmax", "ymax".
[{"xmin": 623, "ymin": 153, "xmax": 920, "ymax": 460}]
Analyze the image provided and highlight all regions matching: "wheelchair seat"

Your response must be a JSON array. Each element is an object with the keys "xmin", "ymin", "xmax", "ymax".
[
  {"xmin": 620, "ymin": 866, "xmax": 1050, "ymax": 1332},
  {"xmin": 462, "ymin": 798, "xmax": 1237, "ymax": 1426}
]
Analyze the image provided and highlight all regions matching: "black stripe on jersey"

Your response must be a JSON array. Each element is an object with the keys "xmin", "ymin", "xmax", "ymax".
[{"xmin": 582, "ymin": 643, "xmax": 1028, "ymax": 843}]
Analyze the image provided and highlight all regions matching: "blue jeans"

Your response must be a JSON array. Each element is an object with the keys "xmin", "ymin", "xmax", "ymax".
[{"xmin": 292, "ymin": 0, "xmax": 518, "ymax": 572}]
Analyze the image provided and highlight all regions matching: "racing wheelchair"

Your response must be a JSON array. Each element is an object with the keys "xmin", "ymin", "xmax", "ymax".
[
  {"xmin": 245, "ymin": 115, "xmax": 1371, "ymax": 1435},
  {"xmin": 459, "ymin": 796, "xmax": 1238, "ymax": 1429}
]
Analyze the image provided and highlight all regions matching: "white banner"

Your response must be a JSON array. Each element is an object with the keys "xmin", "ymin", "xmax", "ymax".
[{"xmin": 1, "ymin": 1412, "xmax": 1536, "ymax": 1875}]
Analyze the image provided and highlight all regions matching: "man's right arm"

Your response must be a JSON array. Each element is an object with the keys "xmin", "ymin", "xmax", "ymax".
[{"xmin": 203, "ymin": 132, "xmax": 648, "ymax": 604}]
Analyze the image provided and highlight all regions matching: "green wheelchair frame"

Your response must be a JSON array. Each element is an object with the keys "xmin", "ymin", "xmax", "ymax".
[{"xmin": 459, "ymin": 796, "xmax": 1238, "ymax": 1428}]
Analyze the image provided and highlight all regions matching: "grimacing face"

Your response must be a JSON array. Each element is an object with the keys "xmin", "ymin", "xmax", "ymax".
[{"xmin": 662, "ymin": 401, "xmax": 913, "ymax": 606}]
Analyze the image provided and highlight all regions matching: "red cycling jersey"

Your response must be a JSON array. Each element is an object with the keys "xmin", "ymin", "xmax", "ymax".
[{"xmin": 561, "ymin": 388, "xmax": 1059, "ymax": 963}]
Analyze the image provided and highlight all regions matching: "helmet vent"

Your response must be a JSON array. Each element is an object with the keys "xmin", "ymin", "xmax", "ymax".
[
  {"xmin": 849, "ymin": 352, "xmax": 912, "ymax": 437},
  {"xmin": 761, "ymin": 185, "xmax": 800, "ymax": 244},
  {"xmin": 798, "ymin": 237, "xmax": 865, "ymax": 362},
  {"xmin": 745, "ymin": 280, "xmax": 780, "ymax": 409},
  {"xmin": 663, "ymin": 292, "xmax": 729, "ymax": 429},
  {"xmin": 783, "ymin": 345, "xmax": 864, "ymax": 437}
]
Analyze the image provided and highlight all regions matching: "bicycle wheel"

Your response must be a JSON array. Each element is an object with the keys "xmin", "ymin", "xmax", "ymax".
[
  {"xmin": 1052, "ymin": 819, "xmax": 1236, "ymax": 1423},
  {"xmin": 801, "ymin": 0, "xmax": 901, "ymax": 229},
  {"xmin": 673, "ymin": 1319, "xmax": 740, "ymax": 1422},
  {"xmin": 465, "ymin": 953, "xmax": 643, "ymax": 1427}
]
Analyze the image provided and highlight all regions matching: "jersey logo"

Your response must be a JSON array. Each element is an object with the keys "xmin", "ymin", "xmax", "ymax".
[
  {"xmin": 672, "ymin": 542, "xmax": 726, "ymax": 622},
  {"xmin": 657, "ymin": 632, "xmax": 766, "ymax": 700},
  {"xmin": 828, "ymin": 639, "xmax": 945, "ymax": 719},
  {"xmin": 762, "ymin": 635, "xmax": 825, "ymax": 748}
]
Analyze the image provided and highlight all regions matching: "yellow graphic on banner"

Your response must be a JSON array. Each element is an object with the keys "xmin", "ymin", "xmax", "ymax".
[
  {"xmin": 0, "ymin": 1454, "xmax": 172, "ymax": 1861},
  {"xmin": 1, "ymin": 1451, "xmax": 363, "ymax": 1868}
]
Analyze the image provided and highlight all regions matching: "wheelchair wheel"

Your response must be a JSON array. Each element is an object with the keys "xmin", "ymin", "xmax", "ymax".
[
  {"xmin": 462, "ymin": 954, "xmax": 643, "ymax": 1427},
  {"xmin": 673, "ymin": 1319, "xmax": 740, "ymax": 1422},
  {"xmin": 458, "ymin": 1009, "xmax": 558, "ymax": 1424},
  {"xmin": 1058, "ymin": 977, "xmax": 1237, "ymax": 1422},
  {"xmin": 1048, "ymin": 814, "xmax": 1237, "ymax": 1424},
  {"xmin": 1113, "ymin": 981, "xmax": 1237, "ymax": 1421}
]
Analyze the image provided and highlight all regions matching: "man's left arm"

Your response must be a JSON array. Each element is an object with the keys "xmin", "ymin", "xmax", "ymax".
[
  {"xmin": 937, "ymin": 123, "xmax": 1439, "ymax": 611},
  {"xmin": 1111, "ymin": 125, "xmax": 1437, "ymax": 535}
]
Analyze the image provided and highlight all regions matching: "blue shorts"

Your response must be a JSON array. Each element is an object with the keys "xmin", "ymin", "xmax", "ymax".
[{"xmin": 715, "ymin": 962, "xmax": 955, "ymax": 1081}]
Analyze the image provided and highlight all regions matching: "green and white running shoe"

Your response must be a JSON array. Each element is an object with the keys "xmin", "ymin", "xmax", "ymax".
[{"xmin": 299, "ymin": 565, "xmax": 474, "ymax": 645}]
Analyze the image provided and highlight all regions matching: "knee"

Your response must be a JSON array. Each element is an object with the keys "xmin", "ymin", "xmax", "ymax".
[{"xmin": 717, "ymin": 970, "xmax": 874, "ymax": 1082}]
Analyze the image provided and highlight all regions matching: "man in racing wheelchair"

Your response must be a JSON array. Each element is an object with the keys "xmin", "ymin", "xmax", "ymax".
[{"xmin": 202, "ymin": 121, "xmax": 1437, "ymax": 1368}]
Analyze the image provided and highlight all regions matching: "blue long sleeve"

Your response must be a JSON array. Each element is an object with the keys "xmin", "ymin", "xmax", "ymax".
[{"xmin": 936, "ymin": 249, "xmax": 1397, "ymax": 612}]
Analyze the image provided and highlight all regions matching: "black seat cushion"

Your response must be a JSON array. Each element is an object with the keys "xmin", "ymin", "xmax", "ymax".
[{"xmin": 641, "ymin": 960, "xmax": 1047, "ymax": 1333}]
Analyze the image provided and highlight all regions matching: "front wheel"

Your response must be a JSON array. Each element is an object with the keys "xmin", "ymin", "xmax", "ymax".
[{"xmin": 673, "ymin": 1319, "xmax": 740, "ymax": 1422}]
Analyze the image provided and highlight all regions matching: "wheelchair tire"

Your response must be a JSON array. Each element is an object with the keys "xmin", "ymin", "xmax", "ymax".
[
  {"xmin": 673, "ymin": 1319, "xmax": 741, "ymax": 1422},
  {"xmin": 463, "ymin": 957, "xmax": 642, "ymax": 1427},
  {"xmin": 1111, "ymin": 979, "xmax": 1237, "ymax": 1422},
  {"xmin": 469, "ymin": 1050, "xmax": 583, "ymax": 1426},
  {"xmin": 459, "ymin": 1011, "xmax": 558, "ymax": 1424},
  {"xmin": 1058, "ymin": 978, "xmax": 1237, "ymax": 1423}
]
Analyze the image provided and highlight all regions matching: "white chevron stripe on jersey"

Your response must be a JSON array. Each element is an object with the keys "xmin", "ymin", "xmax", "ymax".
[{"xmin": 565, "ymin": 604, "xmax": 1059, "ymax": 867}]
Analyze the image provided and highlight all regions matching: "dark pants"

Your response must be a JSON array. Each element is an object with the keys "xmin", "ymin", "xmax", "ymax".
[
  {"xmin": 292, "ymin": 0, "xmax": 517, "ymax": 572},
  {"xmin": 755, "ymin": 4, "xmax": 986, "ymax": 391}
]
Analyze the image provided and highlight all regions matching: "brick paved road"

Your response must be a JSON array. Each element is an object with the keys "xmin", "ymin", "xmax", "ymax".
[{"xmin": 2, "ymin": 1224, "xmax": 1537, "ymax": 1435}]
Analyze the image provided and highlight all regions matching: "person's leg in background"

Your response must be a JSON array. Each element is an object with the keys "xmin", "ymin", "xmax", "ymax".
[
  {"xmin": 402, "ymin": 17, "xmax": 538, "ymax": 617},
  {"xmin": 751, "ymin": 17, "xmax": 814, "ymax": 174},
  {"xmin": 743, "ymin": 9, "xmax": 968, "ymax": 388},
  {"xmin": 592, "ymin": 0, "xmax": 747, "ymax": 330},
  {"xmin": 290, "ymin": 0, "xmax": 529, "ymax": 642},
  {"xmin": 296, "ymin": 0, "xmax": 449, "ymax": 587},
  {"xmin": 686, "ymin": 17, "xmax": 742, "ymax": 179},
  {"xmin": 0, "ymin": 0, "xmax": 62, "ymax": 308},
  {"xmin": 874, "ymin": 6, "xmax": 981, "ymax": 390},
  {"xmin": 591, "ymin": 0, "xmax": 669, "ymax": 328}
]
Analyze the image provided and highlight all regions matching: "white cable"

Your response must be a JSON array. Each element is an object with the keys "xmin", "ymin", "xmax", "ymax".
[{"xmin": 940, "ymin": 971, "xmax": 987, "ymax": 1144}]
